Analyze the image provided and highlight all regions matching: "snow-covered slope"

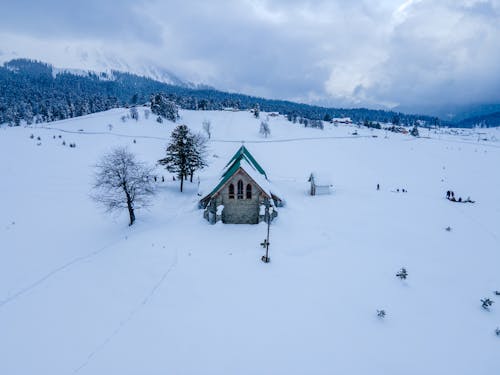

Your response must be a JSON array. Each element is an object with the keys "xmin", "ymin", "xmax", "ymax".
[{"xmin": 0, "ymin": 109, "xmax": 499, "ymax": 375}]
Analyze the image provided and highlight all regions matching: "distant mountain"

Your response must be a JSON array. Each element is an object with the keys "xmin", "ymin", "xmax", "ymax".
[
  {"xmin": 456, "ymin": 111, "xmax": 500, "ymax": 128},
  {"xmin": 0, "ymin": 58, "xmax": 441, "ymax": 127},
  {"xmin": 395, "ymin": 102, "xmax": 500, "ymax": 123}
]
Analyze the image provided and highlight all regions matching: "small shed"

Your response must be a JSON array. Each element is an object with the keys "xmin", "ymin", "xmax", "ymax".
[{"xmin": 308, "ymin": 173, "xmax": 333, "ymax": 196}]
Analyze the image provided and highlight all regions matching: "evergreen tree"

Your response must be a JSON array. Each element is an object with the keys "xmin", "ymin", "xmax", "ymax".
[
  {"xmin": 410, "ymin": 125, "xmax": 419, "ymax": 137},
  {"xmin": 253, "ymin": 103, "xmax": 260, "ymax": 119},
  {"xmin": 158, "ymin": 125, "xmax": 193, "ymax": 192},
  {"xmin": 150, "ymin": 93, "xmax": 179, "ymax": 122}
]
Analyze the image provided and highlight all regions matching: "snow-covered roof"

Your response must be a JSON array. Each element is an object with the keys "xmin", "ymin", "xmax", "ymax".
[{"xmin": 200, "ymin": 145, "xmax": 281, "ymax": 204}]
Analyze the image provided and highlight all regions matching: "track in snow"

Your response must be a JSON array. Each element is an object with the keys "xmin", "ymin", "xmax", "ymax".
[{"xmin": 72, "ymin": 249, "xmax": 179, "ymax": 374}]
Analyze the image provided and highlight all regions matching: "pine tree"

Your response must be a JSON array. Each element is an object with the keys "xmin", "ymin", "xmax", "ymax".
[
  {"xmin": 158, "ymin": 125, "xmax": 193, "ymax": 192},
  {"xmin": 150, "ymin": 93, "xmax": 179, "ymax": 122},
  {"xmin": 253, "ymin": 103, "xmax": 260, "ymax": 119},
  {"xmin": 410, "ymin": 125, "xmax": 419, "ymax": 137}
]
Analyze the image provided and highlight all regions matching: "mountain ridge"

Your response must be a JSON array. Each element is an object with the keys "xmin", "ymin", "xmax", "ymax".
[{"xmin": 1, "ymin": 58, "xmax": 497, "ymax": 128}]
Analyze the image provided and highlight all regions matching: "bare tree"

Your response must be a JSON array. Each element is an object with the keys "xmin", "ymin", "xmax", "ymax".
[
  {"xmin": 92, "ymin": 147, "xmax": 155, "ymax": 226},
  {"xmin": 188, "ymin": 133, "xmax": 208, "ymax": 182},
  {"xmin": 202, "ymin": 119, "xmax": 212, "ymax": 139},
  {"xmin": 130, "ymin": 106, "xmax": 139, "ymax": 121},
  {"xmin": 259, "ymin": 120, "xmax": 271, "ymax": 138}
]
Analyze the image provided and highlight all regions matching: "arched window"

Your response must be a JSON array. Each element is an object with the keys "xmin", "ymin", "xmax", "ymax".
[
  {"xmin": 237, "ymin": 180, "xmax": 244, "ymax": 199},
  {"xmin": 228, "ymin": 183, "xmax": 235, "ymax": 199},
  {"xmin": 246, "ymin": 184, "xmax": 252, "ymax": 199}
]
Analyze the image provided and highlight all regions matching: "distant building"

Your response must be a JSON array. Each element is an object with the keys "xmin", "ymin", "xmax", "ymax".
[
  {"xmin": 332, "ymin": 117, "xmax": 352, "ymax": 124},
  {"xmin": 200, "ymin": 146, "xmax": 282, "ymax": 224}
]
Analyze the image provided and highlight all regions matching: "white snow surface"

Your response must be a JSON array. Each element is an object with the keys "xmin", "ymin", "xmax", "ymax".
[{"xmin": 1, "ymin": 109, "xmax": 500, "ymax": 375}]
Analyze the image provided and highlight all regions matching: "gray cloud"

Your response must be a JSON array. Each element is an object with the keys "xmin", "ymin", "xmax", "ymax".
[
  {"xmin": 0, "ymin": 0, "xmax": 499, "ymax": 114},
  {"xmin": 0, "ymin": 0, "xmax": 162, "ymax": 43}
]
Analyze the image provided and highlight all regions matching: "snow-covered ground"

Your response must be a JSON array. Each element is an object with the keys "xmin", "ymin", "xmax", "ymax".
[{"xmin": 1, "ymin": 108, "xmax": 499, "ymax": 375}]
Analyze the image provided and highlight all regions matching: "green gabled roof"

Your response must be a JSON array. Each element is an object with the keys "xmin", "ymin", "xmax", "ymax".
[
  {"xmin": 222, "ymin": 145, "xmax": 267, "ymax": 178},
  {"xmin": 202, "ymin": 146, "xmax": 268, "ymax": 201}
]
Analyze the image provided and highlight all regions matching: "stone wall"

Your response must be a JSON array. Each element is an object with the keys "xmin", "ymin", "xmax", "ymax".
[{"xmin": 216, "ymin": 170, "xmax": 262, "ymax": 224}]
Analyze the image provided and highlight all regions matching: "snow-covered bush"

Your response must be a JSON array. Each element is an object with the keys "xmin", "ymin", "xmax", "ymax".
[
  {"xmin": 396, "ymin": 267, "xmax": 408, "ymax": 280},
  {"xmin": 377, "ymin": 309, "xmax": 386, "ymax": 318},
  {"xmin": 481, "ymin": 298, "xmax": 494, "ymax": 310}
]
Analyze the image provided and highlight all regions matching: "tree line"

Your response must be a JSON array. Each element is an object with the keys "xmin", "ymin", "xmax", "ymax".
[{"xmin": 1, "ymin": 58, "xmax": 443, "ymax": 128}]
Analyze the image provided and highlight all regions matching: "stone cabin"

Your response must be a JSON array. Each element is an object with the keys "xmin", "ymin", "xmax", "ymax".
[{"xmin": 200, "ymin": 146, "xmax": 282, "ymax": 224}]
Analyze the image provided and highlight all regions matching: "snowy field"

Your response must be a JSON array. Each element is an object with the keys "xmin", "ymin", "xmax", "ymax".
[{"xmin": 1, "ymin": 108, "xmax": 499, "ymax": 375}]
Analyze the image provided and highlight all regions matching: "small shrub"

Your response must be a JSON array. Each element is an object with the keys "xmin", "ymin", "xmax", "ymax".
[
  {"xmin": 396, "ymin": 267, "xmax": 408, "ymax": 280},
  {"xmin": 37, "ymin": 136, "xmax": 41, "ymax": 141},
  {"xmin": 377, "ymin": 309, "xmax": 386, "ymax": 318},
  {"xmin": 481, "ymin": 298, "xmax": 494, "ymax": 310},
  {"xmin": 156, "ymin": 116, "xmax": 163, "ymax": 123},
  {"xmin": 62, "ymin": 141, "xmax": 66, "ymax": 146},
  {"xmin": 29, "ymin": 134, "xmax": 34, "ymax": 139},
  {"xmin": 495, "ymin": 328, "xmax": 500, "ymax": 336}
]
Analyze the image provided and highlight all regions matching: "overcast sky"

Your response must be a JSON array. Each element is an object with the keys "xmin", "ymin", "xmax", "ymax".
[{"xmin": 0, "ymin": 0, "xmax": 499, "ymax": 114}]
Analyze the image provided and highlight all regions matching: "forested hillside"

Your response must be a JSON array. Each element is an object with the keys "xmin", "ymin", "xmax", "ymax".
[{"xmin": 0, "ymin": 58, "xmax": 441, "ymax": 127}]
